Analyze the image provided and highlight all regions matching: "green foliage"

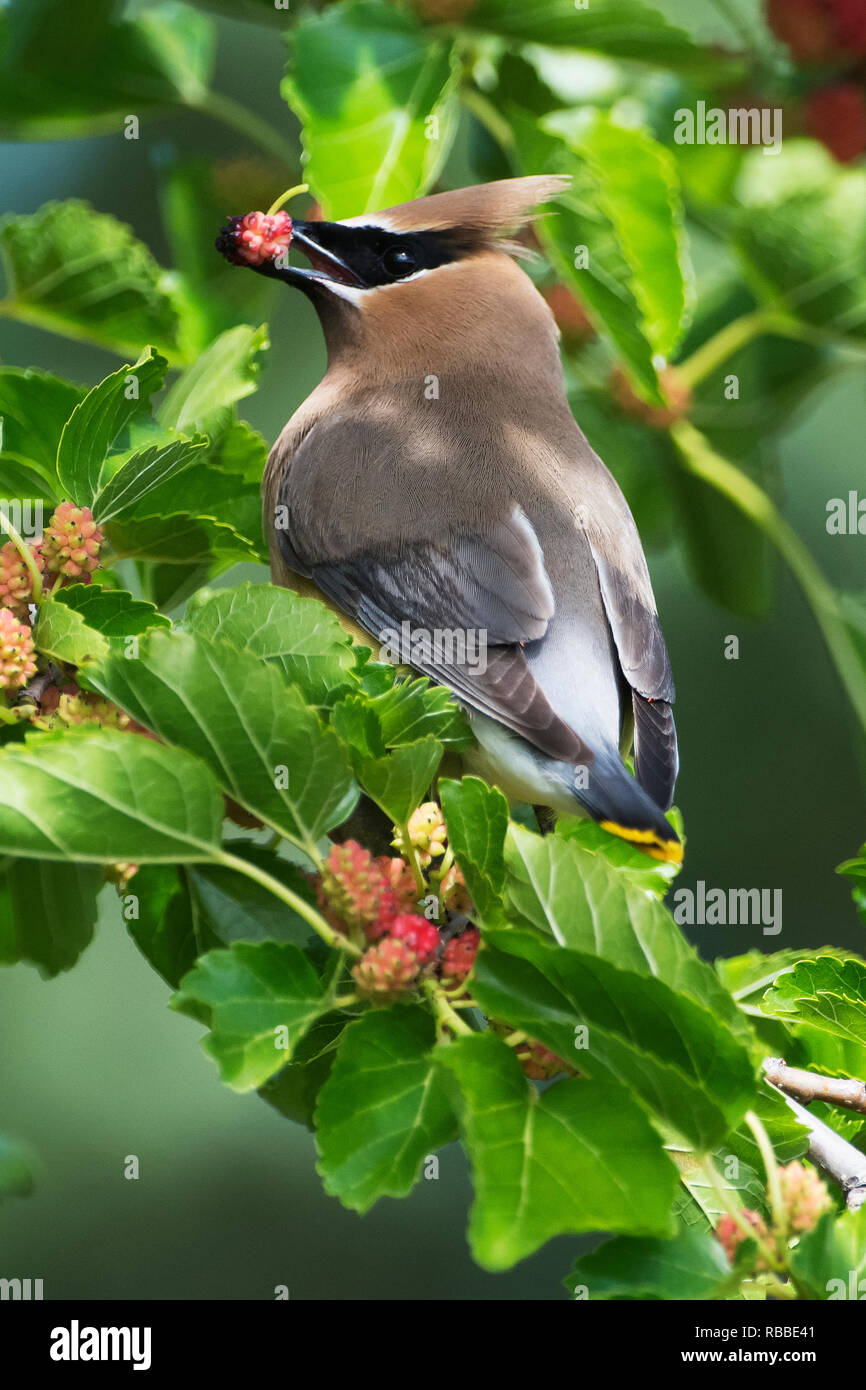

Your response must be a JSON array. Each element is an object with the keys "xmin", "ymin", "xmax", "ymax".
[
  {"xmin": 761, "ymin": 958, "xmax": 866, "ymax": 1049},
  {"xmin": 315, "ymin": 1006, "xmax": 457, "ymax": 1211},
  {"xmin": 282, "ymin": 0, "xmax": 459, "ymax": 218},
  {"xmin": 172, "ymin": 940, "xmax": 338, "ymax": 1089},
  {"xmin": 439, "ymin": 1033, "xmax": 678, "ymax": 1270},
  {"xmin": 2, "ymin": 0, "xmax": 866, "ymax": 1303},
  {"xmin": 0, "ymin": 0, "xmax": 213, "ymax": 140},
  {"xmin": 566, "ymin": 1225, "xmax": 734, "ymax": 1301},
  {"xmin": 0, "ymin": 205, "xmax": 184, "ymax": 360}
]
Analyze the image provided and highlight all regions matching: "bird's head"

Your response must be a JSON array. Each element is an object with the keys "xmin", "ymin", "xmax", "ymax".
[{"xmin": 215, "ymin": 176, "xmax": 570, "ymax": 367}]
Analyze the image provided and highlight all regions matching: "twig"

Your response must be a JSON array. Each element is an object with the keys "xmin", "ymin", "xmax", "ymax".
[
  {"xmin": 764, "ymin": 1074, "xmax": 866, "ymax": 1212},
  {"xmin": 764, "ymin": 1057, "xmax": 866, "ymax": 1117}
]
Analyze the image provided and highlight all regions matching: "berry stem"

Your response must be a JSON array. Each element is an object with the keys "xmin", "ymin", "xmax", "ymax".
[
  {"xmin": 267, "ymin": 183, "xmax": 310, "ymax": 216},
  {"xmin": 0, "ymin": 511, "xmax": 42, "ymax": 605},
  {"xmin": 423, "ymin": 978, "xmax": 473, "ymax": 1039},
  {"xmin": 671, "ymin": 420, "xmax": 866, "ymax": 737},
  {"xmin": 744, "ymin": 1108, "xmax": 786, "ymax": 1231},
  {"xmin": 217, "ymin": 849, "xmax": 362, "ymax": 958},
  {"xmin": 699, "ymin": 1156, "xmax": 785, "ymax": 1275},
  {"xmin": 399, "ymin": 823, "xmax": 428, "ymax": 900}
]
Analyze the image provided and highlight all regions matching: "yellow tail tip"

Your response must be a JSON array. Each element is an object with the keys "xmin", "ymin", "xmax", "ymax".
[{"xmin": 600, "ymin": 819, "xmax": 683, "ymax": 866}]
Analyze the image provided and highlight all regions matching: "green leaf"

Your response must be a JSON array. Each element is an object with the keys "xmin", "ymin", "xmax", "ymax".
[
  {"xmin": 0, "ymin": 367, "xmax": 84, "ymax": 482},
  {"xmin": 762, "ymin": 958, "xmax": 866, "ymax": 1049},
  {"xmin": 0, "ymin": 858, "xmax": 102, "ymax": 975},
  {"xmin": 673, "ymin": 1151, "xmax": 768, "ymax": 1231},
  {"xmin": 0, "ymin": 454, "xmax": 58, "ymax": 505},
  {"xmin": 283, "ymin": 0, "xmax": 460, "ymax": 219},
  {"xmin": 566, "ymin": 1225, "xmax": 733, "ymax": 1300},
  {"xmin": 85, "ymin": 627, "xmax": 358, "ymax": 853},
  {"xmin": 839, "ymin": 842, "xmax": 866, "ymax": 928},
  {"xmin": 472, "ymin": 929, "xmax": 755, "ymax": 1150},
  {"xmin": 0, "ymin": 728, "xmax": 225, "ymax": 863},
  {"xmin": 185, "ymin": 845, "xmax": 319, "ymax": 947},
  {"xmin": 315, "ymin": 1006, "xmax": 456, "ymax": 1212},
  {"xmin": 34, "ymin": 598, "xmax": 110, "ymax": 666},
  {"xmin": 789, "ymin": 1208, "xmax": 866, "ymax": 1300},
  {"xmin": 438, "ymin": 1032, "xmax": 677, "ymax": 1270},
  {"xmin": 125, "ymin": 864, "xmax": 202, "ymax": 990},
  {"xmin": 260, "ymin": 1047, "xmax": 338, "ymax": 1131},
  {"xmin": 548, "ymin": 110, "xmax": 691, "ymax": 360},
  {"xmin": 56, "ymin": 347, "xmax": 168, "ymax": 504},
  {"xmin": 49, "ymin": 584, "xmax": 170, "ymax": 639},
  {"xmin": 0, "ymin": 202, "xmax": 184, "ymax": 360},
  {"xmin": 356, "ymin": 735, "xmax": 443, "ymax": 825},
  {"xmin": 472, "ymin": 0, "xmax": 731, "ymax": 73},
  {"xmin": 716, "ymin": 947, "xmax": 850, "ymax": 1002},
  {"xmin": 439, "ymin": 776, "xmax": 508, "ymax": 923},
  {"xmin": 158, "ymin": 325, "xmax": 269, "ymax": 435},
  {"xmin": 511, "ymin": 114, "xmax": 661, "ymax": 401},
  {"xmin": 92, "ymin": 435, "xmax": 207, "ymax": 523},
  {"xmin": 0, "ymin": 0, "xmax": 214, "ymax": 140},
  {"xmin": 171, "ymin": 941, "xmax": 336, "ymax": 1090},
  {"xmin": 104, "ymin": 511, "xmax": 259, "ymax": 566},
  {"xmin": 331, "ymin": 694, "xmax": 386, "ymax": 758},
  {"xmin": 363, "ymin": 675, "xmax": 471, "ymax": 748},
  {"xmin": 733, "ymin": 142, "xmax": 866, "ymax": 341},
  {"xmin": 186, "ymin": 582, "xmax": 356, "ymax": 707},
  {"xmin": 556, "ymin": 815, "xmax": 681, "ymax": 894},
  {"xmin": 504, "ymin": 824, "xmax": 752, "ymax": 1041}
]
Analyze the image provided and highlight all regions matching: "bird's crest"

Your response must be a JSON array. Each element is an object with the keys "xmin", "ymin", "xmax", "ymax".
[{"xmin": 343, "ymin": 176, "xmax": 571, "ymax": 246}]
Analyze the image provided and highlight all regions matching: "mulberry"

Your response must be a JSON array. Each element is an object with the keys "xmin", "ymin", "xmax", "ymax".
[
  {"xmin": 0, "ymin": 540, "xmax": 44, "ymax": 618},
  {"xmin": 0, "ymin": 607, "xmax": 37, "ymax": 692},
  {"xmin": 353, "ymin": 938, "xmax": 420, "ymax": 1001},
  {"xmin": 42, "ymin": 503, "xmax": 103, "ymax": 579}
]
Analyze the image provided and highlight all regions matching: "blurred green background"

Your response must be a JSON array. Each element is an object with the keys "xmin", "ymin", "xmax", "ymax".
[{"xmin": 0, "ymin": 0, "xmax": 864, "ymax": 1298}]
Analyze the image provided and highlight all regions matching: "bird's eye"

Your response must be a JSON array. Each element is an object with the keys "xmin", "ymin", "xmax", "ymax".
[{"xmin": 381, "ymin": 244, "xmax": 420, "ymax": 279}]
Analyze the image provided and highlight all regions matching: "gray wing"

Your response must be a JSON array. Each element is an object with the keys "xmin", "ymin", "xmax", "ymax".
[
  {"xmin": 590, "ymin": 544, "xmax": 678, "ymax": 811},
  {"xmin": 302, "ymin": 525, "xmax": 592, "ymax": 766},
  {"xmin": 272, "ymin": 424, "xmax": 591, "ymax": 764}
]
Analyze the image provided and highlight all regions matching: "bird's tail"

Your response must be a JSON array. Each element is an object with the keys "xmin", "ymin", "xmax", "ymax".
[
  {"xmin": 467, "ymin": 714, "xmax": 682, "ymax": 864},
  {"xmin": 568, "ymin": 744, "xmax": 682, "ymax": 864}
]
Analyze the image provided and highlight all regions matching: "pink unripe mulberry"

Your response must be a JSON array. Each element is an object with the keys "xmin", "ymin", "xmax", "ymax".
[
  {"xmin": 353, "ymin": 937, "xmax": 420, "ymax": 1001},
  {"xmin": 374, "ymin": 855, "xmax": 420, "ymax": 913},
  {"xmin": 441, "ymin": 927, "xmax": 480, "ymax": 985},
  {"xmin": 42, "ymin": 503, "xmax": 103, "ymax": 579},
  {"xmin": 714, "ymin": 1210, "xmax": 771, "ymax": 1269},
  {"xmin": 778, "ymin": 1161, "xmax": 833, "ymax": 1232},
  {"xmin": 389, "ymin": 912, "xmax": 441, "ymax": 964},
  {"xmin": 215, "ymin": 210, "xmax": 292, "ymax": 267},
  {"xmin": 0, "ymin": 607, "xmax": 37, "ymax": 691},
  {"xmin": 319, "ymin": 839, "xmax": 389, "ymax": 934},
  {"xmin": 0, "ymin": 541, "xmax": 44, "ymax": 618}
]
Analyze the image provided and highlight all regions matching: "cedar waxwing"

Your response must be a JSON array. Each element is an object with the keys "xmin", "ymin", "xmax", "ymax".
[{"xmin": 217, "ymin": 177, "xmax": 681, "ymax": 863}]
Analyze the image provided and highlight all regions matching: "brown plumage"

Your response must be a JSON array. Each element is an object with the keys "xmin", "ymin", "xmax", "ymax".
[{"xmin": 247, "ymin": 176, "xmax": 680, "ymax": 861}]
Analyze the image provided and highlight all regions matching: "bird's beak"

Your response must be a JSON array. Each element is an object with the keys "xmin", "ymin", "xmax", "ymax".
[
  {"xmin": 288, "ymin": 222, "xmax": 363, "ymax": 288},
  {"xmin": 215, "ymin": 213, "xmax": 363, "ymax": 291}
]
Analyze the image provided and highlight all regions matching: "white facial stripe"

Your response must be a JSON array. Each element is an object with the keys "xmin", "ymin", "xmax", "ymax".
[
  {"xmin": 315, "ymin": 264, "xmax": 441, "ymax": 303},
  {"xmin": 336, "ymin": 212, "xmax": 401, "ymax": 231}
]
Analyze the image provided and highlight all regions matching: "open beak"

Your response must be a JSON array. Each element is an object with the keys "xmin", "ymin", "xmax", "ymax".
[
  {"xmin": 288, "ymin": 222, "xmax": 362, "ymax": 288},
  {"xmin": 215, "ymin": 214, "xmax": 362, "ymax": 292}
]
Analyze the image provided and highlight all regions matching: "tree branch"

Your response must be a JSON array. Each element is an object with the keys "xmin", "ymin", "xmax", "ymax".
[
  {"xmin": 763, "ymin": 1069, "xmax": 866, "ymax": 1212},
  {"xmin": 764, "ymin": 1057, "xmax": 866, "ymax": 1117}
]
